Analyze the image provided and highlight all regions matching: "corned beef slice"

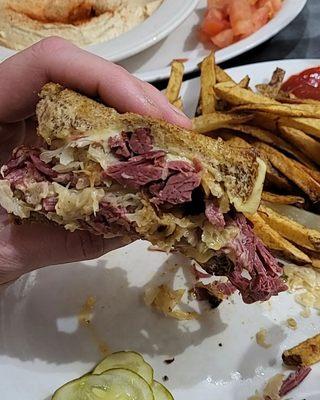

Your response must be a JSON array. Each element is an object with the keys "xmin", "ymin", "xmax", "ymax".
[
  {"xmin": 226, "ymin": 214, "xmax": 286, "ymax": 303},
  {"xmin": 129, "ymin": 128, "xmax": 153, "ymax": 154},
  {"xmin": 205, "ymin": 201, "xmax": 225, "ymax": 229},
  {"xmin": 151, "ymin": 171, "xmax": 201, "ymax": 205},
  {"xmin": 279, "ymin": 366, "xmax": 312, "ymax": 397},
  {"xmin": 108, "ymin": 128, "xmax": 153, "ymax": 159},
  {"xmin": 108, "ymin": 132, "xmax": 131, "ymax": 159},
  {"xmin": 30, "ymin": 153, "xmax": 58, "ymax": 178},
  {"xmin": 42, "ymin": 197, "xmax": 58, "ymax": 212},
  {"xmin": 104, "ymin": 151, "xmax": 166, "ymax": 190}
]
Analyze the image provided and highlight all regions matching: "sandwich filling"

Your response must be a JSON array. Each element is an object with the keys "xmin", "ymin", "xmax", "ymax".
[{"xmin": 0, "ymin": 126, "xmax": 287, "ymax": 304}]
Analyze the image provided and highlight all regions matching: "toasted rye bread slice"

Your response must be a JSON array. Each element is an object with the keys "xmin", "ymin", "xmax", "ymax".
[{"xmin": 36, "ymin": 83, "xmax": 266, "ymax": 213}]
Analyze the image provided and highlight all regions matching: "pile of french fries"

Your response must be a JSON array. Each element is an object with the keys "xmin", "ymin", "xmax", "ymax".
[{"xmin": 166, "ymin": 54, "xmax": 320, "ymax": 269}]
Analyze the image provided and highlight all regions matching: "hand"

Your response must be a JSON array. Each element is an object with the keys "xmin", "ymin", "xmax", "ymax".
[{"xmin": 0, "ymin": 37, "xmax": 191, "ymax": 285}]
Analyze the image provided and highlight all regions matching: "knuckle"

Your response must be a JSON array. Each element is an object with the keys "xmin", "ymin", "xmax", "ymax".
[{"xmin": 31, "ymin": 36, "xmax": 71, "ymax": 58}]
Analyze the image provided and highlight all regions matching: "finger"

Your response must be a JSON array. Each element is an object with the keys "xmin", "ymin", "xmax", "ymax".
[
  {"xmin": 0, "ymin": 121, "xmax": 26, "ymax": 164},
  {"xmin": 0, "ymin": 222, "xmax": 125, "ymax": 284},
  {"xmin": 0, "ymin": 37, "xmax": 191, "ymax": 129}
]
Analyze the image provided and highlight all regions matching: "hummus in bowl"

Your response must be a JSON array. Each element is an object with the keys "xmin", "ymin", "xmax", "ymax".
[{"xmin": 0, "ymin": 0, "xmax": 163, "ymax": 50}]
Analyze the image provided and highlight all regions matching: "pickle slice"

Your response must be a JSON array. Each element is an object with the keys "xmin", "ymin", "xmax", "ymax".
[
  {"xmin": 53, "ymin": 368, "xmax": 154, "ymax": 400},
  {"xmin": 93, "ymin": 351, "xmax": 153, "ymax": 385}
]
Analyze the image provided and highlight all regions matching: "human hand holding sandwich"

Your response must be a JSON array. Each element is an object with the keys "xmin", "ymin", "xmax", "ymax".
[{"xmin": 0, "ymin": 37, "xmax": 191, "ymax": 285}]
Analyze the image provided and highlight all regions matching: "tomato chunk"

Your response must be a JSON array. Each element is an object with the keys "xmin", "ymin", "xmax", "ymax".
[
  {"xmin": 229, "ymin": 0, "xmax": 253, "ymax": 36},
  {"xmin": 252, "ymin": 5, "xmax": 270, "ymax": 31},
  {"xmin": 211, "ymin": 28, "xmax": 234, "ymax": 48},
  {"xmin": 201, "ymin": 9, "xmax": 229, "ymax": 36}
]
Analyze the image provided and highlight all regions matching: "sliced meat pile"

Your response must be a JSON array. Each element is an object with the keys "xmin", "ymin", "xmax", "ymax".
[
  {"xmin": 105, "ymin": 128, "xmax": 202, "ymax": 206},
  {"xmin": 203, "ymin": 214, "xmax": 287, "ymax": 304},
  {"xmin": 80, "ymin": 201, "xmax": 134, "ymax": 237},
  {"xmin": 2, "ymin": 146, "xmax": 75, "ymax": 190}
]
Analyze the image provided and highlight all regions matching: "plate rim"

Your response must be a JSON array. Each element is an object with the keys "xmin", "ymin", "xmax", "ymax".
[{"xmin": 133, "ymin": 0, "xmax": 307, "ymax": 82}]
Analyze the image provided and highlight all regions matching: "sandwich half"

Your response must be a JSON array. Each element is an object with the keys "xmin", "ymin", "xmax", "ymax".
[{"xmin": 0, "ymin": 83, "xmax": 287, "ymax": 303}]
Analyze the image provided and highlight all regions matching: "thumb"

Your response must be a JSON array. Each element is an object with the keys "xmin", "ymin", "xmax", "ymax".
[{"xmin": 0, "ymin": 221, "xmax": 125, "ymax": 284}]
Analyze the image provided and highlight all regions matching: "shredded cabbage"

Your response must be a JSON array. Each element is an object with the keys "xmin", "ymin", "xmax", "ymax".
[
  {"xmin": 247, "ymin": 374, "xmax": 284, "ymax": 400},
  {"xmin": 53, "ymin": 183, "xmax": 105, "ymax": 221},
  {"xmin": 201, "ymin": 170, "xmax": 224, "ymax": 198},
  {"xmin": 131, "ymin": 199, "xmax": 197, "ymax": 251},
  {"xmin": 40, "ymin": 146, "xmax": 75, "ymax": 166},
  {"xmin": 144, "ymin": 284, "xmax": 199, "ymax": 321},
  {"xmin": 284, "ymin": 264, "xmax": 320, "ymax": 311},
  {"xmin": 256, "ymin": 328, "xmax": 271, "ymax": 349},
  {"xmin": 0, "ymin": 180, "xmax": 31, "ymax": 218},
  {"xmin": 52, "ymin": 162, "xmax": 84, "ymax": 173},
  {"xmin": 202, "ymin": 221, "xmax": 238, "ymax": 251},
  {"xmin": 23, "ymin": 182, "xmax": 52, "ymax": 207},
  {"xmin": 263, "ymin": 374, "xmax": 284, "ymax": 400},
  {"xmin": 87, "ymin": 144, "xmax": 117, "ymax": 170}
]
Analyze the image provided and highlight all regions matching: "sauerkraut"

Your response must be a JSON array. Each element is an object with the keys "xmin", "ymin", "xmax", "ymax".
[
  {"xmin": 0, "ymin": 180, "xmax": 31, "ymax": 218},
  {"xmin": 284, "ymin": 264, "xmax": 320, "ymax": 311},
  {"xmin": 144, "ymin": 284, "xmax": 198, "ymax": 321},
  {"xmin": 53, "ymin": 183, "xmax": 105, "ymax": 221},
  {"xmin": 202, "ymin": 221, "xmax": 238, "ymax": 251}
]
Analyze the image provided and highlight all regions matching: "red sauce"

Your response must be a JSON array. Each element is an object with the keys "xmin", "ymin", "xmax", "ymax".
[{"xmin": 281, "ymin": 67, "xmax": 320, "ymax": 100}]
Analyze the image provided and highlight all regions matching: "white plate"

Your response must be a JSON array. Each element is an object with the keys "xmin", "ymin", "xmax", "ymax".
[
  {"xmin": 120, "ymin": 0, "xmax": 307, "ymax": 82},
  {"xmin": 1, "ymin": 60, "xmax": 320, "ymax": 400},
  {"xmin": 0, "ymin": 0, "xmax": 198, "ymax": 63}
]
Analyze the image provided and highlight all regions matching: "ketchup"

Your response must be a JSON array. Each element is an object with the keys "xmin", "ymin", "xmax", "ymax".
[{"xmin": 281, "ymin": 67, "xmax": 320, "ymax": 100}]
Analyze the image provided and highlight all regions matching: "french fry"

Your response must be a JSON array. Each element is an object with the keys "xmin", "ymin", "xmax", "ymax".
[
  {"xmin": 254, "ymin": 143, "xmax": 295, "ymax": 192},
  {"xmin": 283, "ymin": 334, "xmax": 320, "ymax": 367},
  {"xmin": 172, "ymin": 97, "xmax": 183, "ymax": 111},
  {"xmin": 256, "ymin": 67, "xmax": 286, "ymax": 98},
  {"xmin": 284, "ymin": 148, "xmax": 319, "ymax": 171},
  {"xmin": 276, "ymin": 94, "xmax": 320, "ymax": 105},
  {"xmin": 234, "ymin": 102, "xmax": 320, "ymax": 119},
  {"xmin": 295, "ymin": 247, "xmax": 320, "ymax": 269},
  {"xmin": 192, "ymin": 112, "xmax": 252, "ymax": 134},
  {"xmin": 245, "ymin": 213, "xmax": 311, "ymax": 265},
  {"xmin": 165, "ymin": 61, "xmax": 185, "ymax": 104},
  {"xmin": 214, "ymin": 81, "xmax": 275, "ymax": 106},
  {"xmin": 299, "ymin": 164, "xmax": 320, "ymax": 184},
  {"xmin": 224, "ymin": 126, "xmax": 317, "ymax": 169},
  {"xmin": 238, "ymin": 75, "xmax": 250, "ymax": 89},
  {"xmin": 251, "ymin": 112, "xmax": 279, "ymax": 132},
  {"xmin": 279, "ymin": 125, "xmax": 320, "ymax": 166},
  {"xmin": 215, "ymin": 65, "xmax": 235, "ymax": 83},
  {"xmin": 311, "ymin": 257, "xmax": 320, "ymax": 269},
  {"xmin": 261, "ymin": 192, "xmax": 305, "ymax": 206},
  {"xmin": 223, "ymin": 124, "xmax": 313, "ymax": 165},
  {"xmin": 258, "ymin": 205, "xmax": 320, "ymax": 252},
  {"xmin": 279, "ymin": 117, "xmax": 320, "ymax": 140},
  {"xmin": 226, "ymin": 136, "xmax": 251, "ymax": 148},
  {"xmin": 256, "ymin": 143, "xmax": 320, "ymax": 202},
  {"xmin": 200, "ymin": 52, "xmax": 217, "ymax": 114}
]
